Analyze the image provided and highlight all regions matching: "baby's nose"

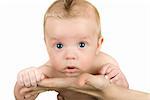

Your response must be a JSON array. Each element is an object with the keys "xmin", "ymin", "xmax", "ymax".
[
  {"xmin": 65, "ymin": 48, "xmax": 77, "ymax": 60},
  {"xmin": 65, "ymin": 52, "xmax": 76, "ymax": 60},
  {"xmin": 65, "ymin": 56, "xmax": 76, "ymax": 60}
]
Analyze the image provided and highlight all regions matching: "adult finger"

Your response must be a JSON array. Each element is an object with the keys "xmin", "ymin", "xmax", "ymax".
[
  {"xmin": 38, "ymin": 77, "xmax": 79, "ymax": 89},
  {"xmin": 38, "ymin": 73, "xmax": 110, "ymax": 91}
]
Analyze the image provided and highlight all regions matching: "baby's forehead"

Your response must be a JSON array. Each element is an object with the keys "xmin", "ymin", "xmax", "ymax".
[
  {"xmin": 45, "ymin": 17, "xmax": 99, "ymax": 31},
  {"xmin": 50, "ymin": 32, "xmax": 95, "ymax": 39},
  {"xmin": 45, "ymin": 17, "xmax": 99, "ymax": 39}
]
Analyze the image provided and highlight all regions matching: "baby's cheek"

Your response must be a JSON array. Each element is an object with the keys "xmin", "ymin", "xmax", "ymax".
[
  {"xmin": 51, "ymin": 59, "xmax": 63, "ymax": 69},
  {"xmin": 80, "ymin": 58, "xmax": 94, "ymax": 71}
]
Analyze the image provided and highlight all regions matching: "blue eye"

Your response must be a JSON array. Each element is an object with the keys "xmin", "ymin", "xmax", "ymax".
[
  {"xmin": 79, "ymin": 42, "xmax": 86, "ymax": 48},
  {"xmin": 56, "ymin": 43, "xmax": 63, "ymax": 49}
]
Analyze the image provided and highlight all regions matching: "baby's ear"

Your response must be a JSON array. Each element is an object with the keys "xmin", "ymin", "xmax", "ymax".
[{"xmin": 96, "ymin": 36, "xmax": 104, "ymax": 55}]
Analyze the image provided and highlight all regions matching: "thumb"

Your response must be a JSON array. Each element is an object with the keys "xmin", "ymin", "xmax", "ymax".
[{"xmin": 78, "ymin": 73, "xmax": 110, "ymax": 90}]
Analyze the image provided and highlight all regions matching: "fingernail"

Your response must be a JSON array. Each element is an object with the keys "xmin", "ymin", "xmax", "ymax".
[
  {"xmin": 105, "ymin": 75, "xmax": 108, "ymax": 79},
  {"xmin": 25, "ymin": 94, "xmax": 31, "ymax": 98}
]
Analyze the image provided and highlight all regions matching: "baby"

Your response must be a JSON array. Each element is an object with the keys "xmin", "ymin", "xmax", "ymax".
[{"xmin": 17, "ymin": 0, "xmax": 128, "ymax": 100}]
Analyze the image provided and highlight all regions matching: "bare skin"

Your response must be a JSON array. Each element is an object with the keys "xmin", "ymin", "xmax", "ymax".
[{"xmin": 14, "ymin": 73, "xmax": 150, "ymax": 100}]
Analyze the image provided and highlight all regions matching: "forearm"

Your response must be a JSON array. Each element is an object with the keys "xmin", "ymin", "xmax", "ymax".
[{"xmin": 102, "ymin": 84, "xmax": 150, "ymax": 100}]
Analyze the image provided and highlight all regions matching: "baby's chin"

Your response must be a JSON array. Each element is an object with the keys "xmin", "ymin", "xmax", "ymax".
[{"xmin": 64, "ymin": 72, "xmax": 81, "ymax": 77}]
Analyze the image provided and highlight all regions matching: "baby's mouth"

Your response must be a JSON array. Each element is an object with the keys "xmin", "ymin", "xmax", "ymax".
[
  {"xmin": 64, "ymin": 66, "xmax": 80, "ymax": 73},
  {"xmin": 67, "ymin": 66, "xmax": 76, "ymax": 69}
]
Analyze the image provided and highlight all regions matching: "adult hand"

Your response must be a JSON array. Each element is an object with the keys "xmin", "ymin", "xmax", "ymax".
[
  {"xmin": 15, "ymin": 73, "xmax": 111, "ymax": 99},
  {"xmin": 37, "ymin": 73, "xmax": 111, "ymax": 99},
  {"xmin": 15, "ymin": 73, "xmax": 150, "ymax": 100},
  {"xmin": 14, "ymin": 82, "xmax": 42, "ymax": 100}
]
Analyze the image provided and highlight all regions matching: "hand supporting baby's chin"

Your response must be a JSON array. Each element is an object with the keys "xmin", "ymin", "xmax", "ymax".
[{"xmin": 57, "ymin": 89, "xmax": 98, "ymax": 100}]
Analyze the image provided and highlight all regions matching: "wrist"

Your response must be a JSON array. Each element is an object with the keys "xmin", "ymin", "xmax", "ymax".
[{"xmin": 101, "ymin": 83, "xmax": 119, "ymax": 100}]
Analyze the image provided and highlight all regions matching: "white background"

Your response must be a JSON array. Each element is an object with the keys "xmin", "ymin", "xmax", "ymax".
[{"xmin": 0, "ymin": 0, "xmax": 150, "ymax": 99}]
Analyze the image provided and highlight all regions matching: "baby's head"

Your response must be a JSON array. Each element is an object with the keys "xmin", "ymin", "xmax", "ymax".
[{"xmin": 44, "ymin": 0, "xmax": 103, "ymax": 76}]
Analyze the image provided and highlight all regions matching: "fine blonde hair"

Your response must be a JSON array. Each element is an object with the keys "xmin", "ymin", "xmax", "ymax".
[{"xmin": 44, "ymin": 0, "xmax": 101, "ymax": 37}]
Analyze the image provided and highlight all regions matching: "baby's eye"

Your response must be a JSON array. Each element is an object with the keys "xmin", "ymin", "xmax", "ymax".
[
  {"xmin": 56, "ymin": 43, "xmax": 63, "ymax": 49},
  {"xmin": 79, "ymin": 42, "xmax": 86, "ymax": 48}
]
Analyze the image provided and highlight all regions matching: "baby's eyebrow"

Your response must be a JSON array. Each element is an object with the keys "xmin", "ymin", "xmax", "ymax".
[
  {"xmin": 48, "ymin": 37, "xmax": 58, "ymax": 43},
  {"xmin": 79, "ymin": 36, "xmax": 90, "ymax": 40},
  {"xmin": 49, "ymin": 37, "xmax": 58, "ymax": 41}
]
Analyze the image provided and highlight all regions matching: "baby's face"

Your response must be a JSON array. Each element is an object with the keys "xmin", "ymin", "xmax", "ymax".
[{"xmin": 45, "ymin": 17, "xmax": 102, "ymax": 77}]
